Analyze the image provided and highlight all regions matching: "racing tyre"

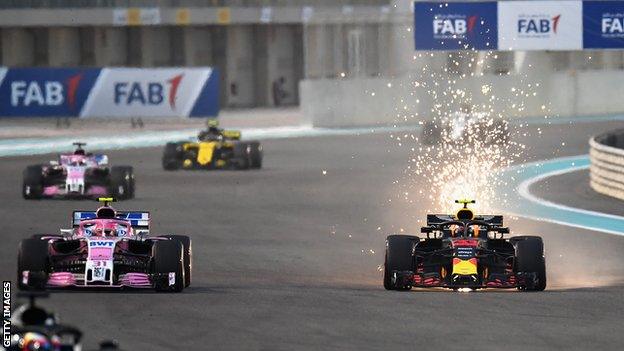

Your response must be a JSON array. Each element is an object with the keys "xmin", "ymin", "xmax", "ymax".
[
  {"xmin": 509, "ymin": 235, "xmax": 543, "ymax": 246},
  {"xmin": 384, "ymin": 235, "xmax": 418, "ymax": 291},
  {"xmin": 233, "ymin": 143, "xmax": 251, "ymax": 169},
  {"xmin": 421, "ymin": 122, "xmax": 441, "ymax": 145},
  {"xmin": 152, "ymin": 240, "xmax": 185, "ymax": 292},
  {"xmin": 514, "ymin": 237, "xmax": 546, "ymax": 291},
  {"xmin": 162, "ymin": 235, "xmax": 192, "ymax": 288},
  {"xmin": 247, "ymin": 141, "xmax": 262, "ymax": 169},
  {"xmin": 17, "ymin": 238, "xmax": 49, "ymax": 290},
  {"xmin": 162, "ymin": 142, "xmax": 183, "ymax": 170},
  {"xmin": 23, "ymin": 165, "xmax": 44, "ymax": 199},
  {"xmin": 109, "ymin": 166, "xmax": 135, "ymax": 200}
]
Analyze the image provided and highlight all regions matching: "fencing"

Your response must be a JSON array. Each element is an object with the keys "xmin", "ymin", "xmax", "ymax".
[{"xmin": 589, "ymin": 129, "xmax": 624, "ymax": 201}]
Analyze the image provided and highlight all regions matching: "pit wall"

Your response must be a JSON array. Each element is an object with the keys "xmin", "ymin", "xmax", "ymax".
[
  {"xmin": 590, "ymin": 130, "xmax": 624, "ymax": 201},
  {"xmin": 300, "ymin": 69, "xmax": 624, "ymax": 128}
]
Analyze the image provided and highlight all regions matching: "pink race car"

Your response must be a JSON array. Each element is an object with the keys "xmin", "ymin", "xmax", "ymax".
[
  {"xmin": 22, "ymin": 142, "xmax": 135, "ymax": 200},
  {"xmin": 17, "ymin": 198, "xmax": 191, "ymax": 292}
]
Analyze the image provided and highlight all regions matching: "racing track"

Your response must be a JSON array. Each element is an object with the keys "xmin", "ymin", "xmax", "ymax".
[{"xmin": 1, "ymin": 120, "xmax": 624, "ymax": 350}]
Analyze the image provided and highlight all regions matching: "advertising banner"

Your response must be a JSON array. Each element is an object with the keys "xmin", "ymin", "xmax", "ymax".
[
  {"xmin": 80, "ymin": 68, "xmax": 218, "ymax": 118},
  {"xmin": 0, "ymin": 67, "xmax": 219, "ymax": 118},
  {"xmin": 583, "ymin": 1, "xmax": 624, "ymax": 49},
  {"xmin": 0, "ymin": 67, "xmax": 101, "ymax": 117},
  {"xmin": 498, "ymin": 1, "xmax": 583, "ymax": 50},
  {"xmin": 414, "ymin": 1, "xmax": 498, "ymax": 50}
]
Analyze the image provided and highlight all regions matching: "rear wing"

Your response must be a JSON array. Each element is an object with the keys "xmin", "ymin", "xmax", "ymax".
[
  {"xmin": 72, "ymin": 211, "xmax": 150, "ymax": 233},
  {"xmin": 426, "ymin": 214, "xmax": 503, "ymax": 227},
  {"xmin": 222, "ymin": 130, "xmax": 241, "ymax": 140}
]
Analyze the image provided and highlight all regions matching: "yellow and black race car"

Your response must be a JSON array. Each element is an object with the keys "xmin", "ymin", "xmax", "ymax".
[{"xmin": 162, "ymin": 122, "xmax": 262, "ymax": 170}]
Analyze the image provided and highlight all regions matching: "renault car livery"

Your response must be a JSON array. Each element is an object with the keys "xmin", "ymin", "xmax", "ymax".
[{"xmin": 162, "ymin": 121, "xmax": 262, "ymax": 170}]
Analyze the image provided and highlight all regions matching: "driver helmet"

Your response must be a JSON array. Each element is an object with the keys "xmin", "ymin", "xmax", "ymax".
[
  {"xmin": 19, "ymin": 332, "xmax": 59, "ymax": 351},
  {"xmin": 90, "ymin": 221, "xmax": 120, "ymax": 237},
  {"xmin": 206, "ymin": 119, "xmax": 219, "ymax": 128},
  {"xmin": 69, "ymin": 156, "xmax": 86, "ymax": 166}
]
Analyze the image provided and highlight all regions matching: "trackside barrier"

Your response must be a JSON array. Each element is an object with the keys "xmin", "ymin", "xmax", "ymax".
[
  {"xmin": 0, "ymin": 67, "xmax": 219, "ymax": 118},
  {"xmin": 589, "ymin": 129, "xmax": 624, "ymax": 200}
]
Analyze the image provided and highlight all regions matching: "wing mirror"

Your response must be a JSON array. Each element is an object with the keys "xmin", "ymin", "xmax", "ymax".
[{"xmin": 60, "ymin": 229, "xmax": 73, "ymax": 237}]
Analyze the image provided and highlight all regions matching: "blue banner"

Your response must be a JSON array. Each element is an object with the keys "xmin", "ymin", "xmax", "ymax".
[
  {"xmin": 414, "ymin": 1, "xmax": 498, "ymax": 50},
  {"xmin": 0, "ymin": 67, "xmax": 220, "ymax": 118},
  {"xmin": 190, "ymin": 69, "xmax": 220, "ymax": 118},
  {"xmin": 0, "ymin": 68, "xmax": 101, "ymax": 117},
  {"xmin": 583, "ymin": 1, "xmax": 624, "ymax": 49}
]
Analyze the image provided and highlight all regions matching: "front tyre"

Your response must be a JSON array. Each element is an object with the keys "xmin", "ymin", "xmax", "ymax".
[
  {"xmin": 109, "ymin": 166, "xmax": 135, "ymax": 200},
  {"xmin": 163, "ymin": 142, "xmax": 183, "ymax": 170},
  {"xmin": 514, "ymin": 237, "xmax": 546, "ymax": 291},
  {"xmin": 383, "ymin": 235, "xmax": 418, "ymax": 291},
  {"xmin": 17, "ymin": 238, "xmax": 49, "ymax": 290},
  {"xmin": 152, "ymin": 240, "xmax": 185, "ymax": 292},
  {"xmin": 162, "ymin": 235, "xmax": 192, "ymax": 288},
  {"xmin": 23, "ymin": 165, "xmax": 44, "ymax": 199}
]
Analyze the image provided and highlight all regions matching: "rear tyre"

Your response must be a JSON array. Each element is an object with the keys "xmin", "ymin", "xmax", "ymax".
[
  {"xmin": 514, "ymin": 237, "xmax": 546, "ymax": 291},
  {"xmin": 162, "ymin": 143, "xmax": 183, "ymax": 170},
  {"xmin": 109, "ymin": 166, "xmax": 135, "ymax": 200},
  {"xmin": 152, "ymin": 240, "xmax": 185, "ymax": 292},
  {"xmin": 23, "ymin": 165, "xmax": 44, "ymax": 199},
  {"xmin": 421, "ymin": 122, "xmax": 441, "ymax": 145},
  {"xmin": 162, "ymin": 235, "xmax": 192, "ymax": 288},
  {"xmin": 17, "ymin": 238, "xmax": 49, "ymax": 290},
  {"xmin": 247, "ymin": 141, "xmax": 263, "ymax": 169},
  {"xmin": 383, "ymin": 235, "xmax": 418, "ymax": 291},
  {"xmin": 233, "ymin": 143, "xmax": 251, "ymax": 169}
]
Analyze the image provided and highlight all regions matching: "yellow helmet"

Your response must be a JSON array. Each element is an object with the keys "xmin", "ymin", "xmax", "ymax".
[{"xmin": 207, "ymin": 119, "xmax": 219, "ymax": 128}]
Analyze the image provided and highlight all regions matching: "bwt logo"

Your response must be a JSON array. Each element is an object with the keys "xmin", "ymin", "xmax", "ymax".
[
  {"xmin": 114, "ymin": 74, "xmax": 183, "ymax": 109},
  {"xmin": 518, "ymin": 14, "xmax": 561, "ymax": 34},
  {"xmin": 602, "ymin": 17, "xmax": 624, "ymax": 34},
  {"xmin": 10, "ymin": 74, "xmax": 83, "ymax": 109},
  {"xmin": 433, "ymin": 15, "xmax": 478, "ymax": 36},
  {"xmin": 89, "ymin": 241, "xmax": 114, "ymax": 247}
]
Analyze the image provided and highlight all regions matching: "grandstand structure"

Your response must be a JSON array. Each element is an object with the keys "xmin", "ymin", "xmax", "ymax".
[{"xmin": 0, "ymin": 0, "xmax": 622, "ymax": 110}]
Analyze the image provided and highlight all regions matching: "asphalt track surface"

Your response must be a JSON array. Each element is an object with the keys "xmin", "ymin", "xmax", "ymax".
[
  {"xmin": 532, "ymin": 168, "xmax": 624, "ymax": 217},
  {"xmin": 2, "ymin": 120, "xmax": 624, "ymax": 350}
]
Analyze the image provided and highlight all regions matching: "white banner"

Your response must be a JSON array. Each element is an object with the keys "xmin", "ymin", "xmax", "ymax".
[
  {"xmin": 498, "ymin": 1, "xmax": 583, "ymax": 50},
  {"xmin": 80, "ymin": 68, "xmax": 212, "ymax": 118},
  {"xmin": 113, "ymin": 8, "xmax": 161, "ymax": 26}
]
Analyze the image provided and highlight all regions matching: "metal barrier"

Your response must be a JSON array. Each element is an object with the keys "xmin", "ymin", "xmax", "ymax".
[{"xmin": 589, "ymin": 129, "xmax": 624, "ymax": 200}]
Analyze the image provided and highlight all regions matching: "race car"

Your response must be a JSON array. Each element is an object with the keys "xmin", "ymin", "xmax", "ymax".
[
  {"xmin": 421, "ymin": 107, "xmax": 509, "ymax": 145},
  {"xmin": 17, "ymin": 198, "xmax": 191, "ymax": 292},
  {"xmin": 5, "ymin": 292, "xmax": 121, "ymax": 351},
  {"xmin": 22, "ymin": 142, "xmax": 135, "ymax": 200},
  {"xmin": 383, "ymin": 200, "xmax": 546, "ymax": 291},
  {"xmin": 162, "ymin": 120, "xmax": 262, "ymax": 170}
]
